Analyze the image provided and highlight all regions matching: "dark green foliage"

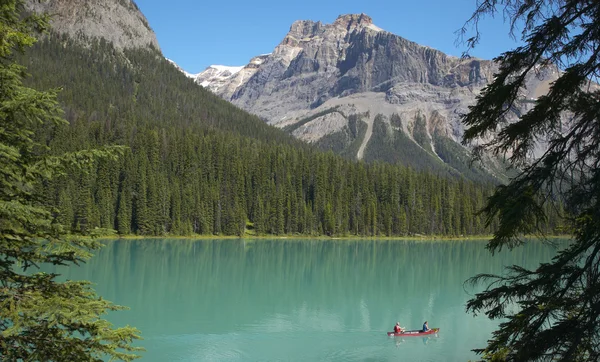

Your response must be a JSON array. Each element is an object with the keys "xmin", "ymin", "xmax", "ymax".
[
  {"xmin": 460, "ymin": 1, "xmax": 600, "ymax": 361},
  {"xmin": 390, "ymin": 113, "xmax": 402, "ymax": 128},
  {"xmin": 311, "ymin": 110, "xmax": 501, "ymax": 183},
  {"xmin": 314, "ymin": 128, "xmax": 353, "ymax": 154},
  {"xmin": 0, "ymin": 1, "xmax": 140, "ymax": 360},
  {"xmin": 17, "ymin": 27, "xmax": 562, "ymax": 239},
  {"xmin": 21, "ymin": 33, "xmax": 499, "ymax": 237},
  {"xmin": 364, "ymin": 114, "xmax": 449, "ymax": 173},
  {"xmin": 432, "ymin": 131, "xmax": 501, "ymax": 183},
  {"xmin": 21, "ymin": 34, "xmax": 302, "ymax": 148},
  {"xmin": 411, "ymin": 113, "xmax": 434, "ymax": 154},
  {"xmin": 341, "ymin": 114, "xmax": 369, "ymax": 158},
  {"xmin": 314, "ymin": 113, "xmax": 368, "ymax": 159}
]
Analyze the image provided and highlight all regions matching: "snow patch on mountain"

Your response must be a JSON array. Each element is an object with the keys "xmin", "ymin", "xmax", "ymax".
[
  {"xmin": 367, "ymin": 23, "xmax": 384, "ymax": 32},
  {"xmin": 166, "ymin": 58, "xmax": 198, "ymax": 79},
  {"xmin": 194, "ymin": 65, "xmax": 245, "ymax": 90},
  {"xmin": 209, "ymin": 65, "xmax": 245, "ymax": 74}
]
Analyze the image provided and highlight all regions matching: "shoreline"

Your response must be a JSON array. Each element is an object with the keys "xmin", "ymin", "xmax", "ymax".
[{"xmin": 100, "ymin": 234, "xmax": 572, "ymax": 242}]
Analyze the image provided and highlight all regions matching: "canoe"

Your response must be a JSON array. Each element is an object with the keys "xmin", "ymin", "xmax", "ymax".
[{"xmin": 387, "ymin": 328, "xmax": 439, "ymax": 337}]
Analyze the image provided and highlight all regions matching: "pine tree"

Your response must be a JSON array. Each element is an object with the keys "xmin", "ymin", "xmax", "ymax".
[
  {"xmin": 460, "ymin": 1, "xmax": 600, "ymax": 360},
  {"xmin": 0, "ymin": 1, "xmax": 140, "ymax": 360},
  {"xmin": 116, "ymin": 155, "xmax": 133, "ymax": 235},
  {"xmin": 12, "ymin": 3, "xmax": 521, "ymax": 240}
]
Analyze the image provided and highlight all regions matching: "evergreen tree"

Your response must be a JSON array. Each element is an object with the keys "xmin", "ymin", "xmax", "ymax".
[
  {"xmin": 460, "ymin": 1, "xmax": 600, "ymax": 360},
  {"xmin": 116, "ymin": 154, "xmax": 133, "ymax": 235},
  {"xmin": 0, "ymin": 1, "xmax": 140, "ymax": 360},
  {"xmin": 12, "ymin": 1, "xmax": 545, "ymax": 240}
]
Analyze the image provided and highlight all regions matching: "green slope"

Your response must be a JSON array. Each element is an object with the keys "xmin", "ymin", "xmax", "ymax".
[
  {"xmin": 17, "ymin": 33, "xmax": 564, "ymax": 237},
  {"xmin": 21, "ymin": 34, "xmax": 301, "ymax": 146}
]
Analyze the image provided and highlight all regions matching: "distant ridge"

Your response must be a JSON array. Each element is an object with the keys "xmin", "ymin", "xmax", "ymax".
[{"xmin": 175, "ymin": 13, "xmax": 559, "ymax": 181}]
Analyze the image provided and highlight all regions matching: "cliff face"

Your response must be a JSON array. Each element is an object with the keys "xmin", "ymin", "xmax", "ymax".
[
  {"xmin": 29, "ymin": 3, "xmax": 555, "ymax": 181},
  {"xmin": 26, "ymin": 0, "xmax": 160, "ymax": 51},
  {"xmin": 201, "ymin": 13, "xmax": 499, "ymax": 124},
  {"xmin": 190, "ymin": 14, "xmax": 558, "ymax": 180}
]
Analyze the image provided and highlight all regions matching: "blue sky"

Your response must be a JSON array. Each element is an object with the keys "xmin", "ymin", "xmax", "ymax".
[{"xmin": 136, "ymin": 0, "xmax": 521, "ymax": 74}]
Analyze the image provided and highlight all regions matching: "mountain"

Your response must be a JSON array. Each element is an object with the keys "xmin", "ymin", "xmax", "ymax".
[
  {"xmin": 17, "ymin": 2, "xmax": 565, "ymax": 236},
  {"xmin": 17, "ymin": 30, "xmax": 505, "ymax": 238},
  {"xmin": 188, "ymin": 14, "xmax": 559, "ymax": 181},
  {"xmin": 189, "ymin": 55, "xmax": 271, "ymax": 96},
  {"xmin": 166, "ymin": 58, "xmax": 199, "ymax": 78},
  {"xmin": 25, "ymin": 0, "xmax": 160, "ymax": 51}
]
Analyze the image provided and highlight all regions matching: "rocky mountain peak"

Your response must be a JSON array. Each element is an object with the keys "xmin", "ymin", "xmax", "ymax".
[
  {"xmin": 193, "ymin": 14, "xmax": 487, "ymax": 116},
  {"xmin": 282, "ymin": 13, "xmax": 382, "ymax": 48},
  {"xmin": 183, "ymin": 14, "xmax": 558, "ymax": 179},
  {"xmin": 333, "ymin": 13, "xmax": 373, "ymax": 31},
  {"xmin": 287, "ymin": 19, "xmax": 323, "ymax": 39},
  {"xmin": 25, "ymin": 0, "xmax": 160, "ymax": 51}
]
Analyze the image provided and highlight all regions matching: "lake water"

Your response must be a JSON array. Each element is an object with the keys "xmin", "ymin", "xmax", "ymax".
[{"xmin": 48, "ymin": 238, "xmax": 560, "ymax": 361}]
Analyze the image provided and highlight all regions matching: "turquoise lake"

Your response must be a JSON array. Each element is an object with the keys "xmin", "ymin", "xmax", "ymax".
[{"xmin": 48, "ymin": 238, "xmax": 560, "ymax": 361}]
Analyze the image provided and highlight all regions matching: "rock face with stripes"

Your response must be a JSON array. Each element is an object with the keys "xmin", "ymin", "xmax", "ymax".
[
  {"xmin": 188, "ymin": 14, "xmax": 557, "ymax": 180},
  {"xmin": 27, "ymin": 2, "xmax": 558, "ymax": 180}
]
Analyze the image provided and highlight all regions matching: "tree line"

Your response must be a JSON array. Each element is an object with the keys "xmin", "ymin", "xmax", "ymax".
[
  {"xmin": 47, "ymin": 122, "xmax": 505, "ymax": 236},
  {"xmin": 23, "ymin": 34, "xmax": 564, "ymax": 237}
]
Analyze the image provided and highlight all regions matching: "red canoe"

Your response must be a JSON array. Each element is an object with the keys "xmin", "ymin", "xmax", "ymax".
[{"xmin": 387, "ymin": 328, "xmax": 439, "ymax": 337}]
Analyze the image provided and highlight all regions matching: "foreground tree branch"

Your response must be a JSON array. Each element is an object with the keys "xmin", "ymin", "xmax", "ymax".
[
  {"xmin": 0, "ymin": 1, "xmax": 141, "ymax": 360},
  {"xmin": 461, "ymin": 0, "xmax": 600, "ymax": 361}
]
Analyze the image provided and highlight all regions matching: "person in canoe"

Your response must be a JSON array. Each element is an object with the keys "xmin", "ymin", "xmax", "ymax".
[
  {"xmin": 422, "ymin": 321, "xmax": 431, "ymax": 332},
  {"xmin": 394, "ymin": 322, "xmax": 405, "ymax": 334}
]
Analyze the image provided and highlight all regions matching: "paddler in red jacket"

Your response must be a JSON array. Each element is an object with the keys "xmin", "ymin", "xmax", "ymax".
[{"xmin": 393, "ymin": 322, "xmax": 405, "ymax": 333}]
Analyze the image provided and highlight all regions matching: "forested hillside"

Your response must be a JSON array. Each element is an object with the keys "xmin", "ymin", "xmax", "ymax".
[{"xmin": 21, "ymin": 34, "xmax": 562, "ymax": 237}]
